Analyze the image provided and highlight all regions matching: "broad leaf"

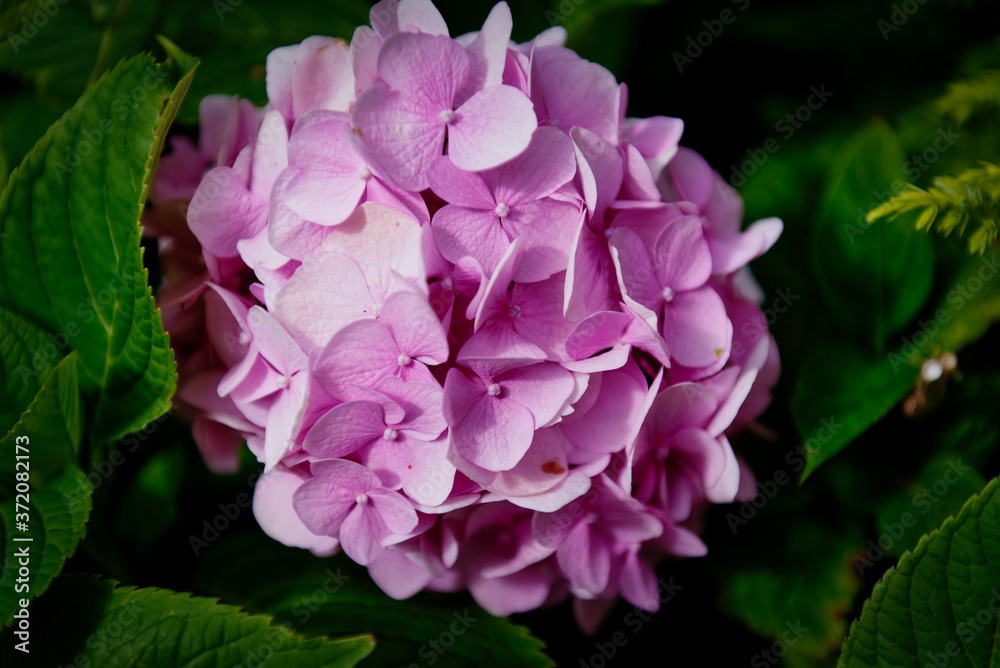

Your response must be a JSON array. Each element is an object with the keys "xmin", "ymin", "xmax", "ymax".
[
  {"xmin": 0, "ymin": 575, "xmax": 375, "ymax": 666},
  {"xmin": 0, "ymin": 465, "xmax": 91, "ymax": 624},
  {"xmin": 874, "ymin": 454, "xmax": 985, "ymax": 557},
  {"xmin": 0, "ymin": 53, "xmax": 193, "ymax": 443},
  {"xmin": 722, "ymin": 524, "xmax": 862, "ymax": 668},
  {"xmin": 0, "ymin": 352, "xmax": 81, "ymax": 485},
  {"xmin": 905, "ymin": 249, "xmax": 1000, "ymax": 362},
  {"xmin": 0, "ymin": 307, "xmax": 62, "ymax": 431},
  {"xmin": 792, "ymin": 340, "xmax": 918, "ymax": 481},
  {"xmin": 196, "ymin": 532, "xmax": 555, "ymax": 668},
  {"xmin": 0, "ymin": 0, "xmax": 371, "ymax": 121},
  {"xmin": 813, "ymin": 120, "xmax": 935, "ymax": 351},
  {"xmin": 840, "ymin": 476, "xmax": 1000, "ymax": 667}
]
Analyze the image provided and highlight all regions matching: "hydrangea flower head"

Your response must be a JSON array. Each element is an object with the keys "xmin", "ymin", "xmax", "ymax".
[{"xmin": 147, "ymin": 0, "xmax": 782, "ymax": 626}]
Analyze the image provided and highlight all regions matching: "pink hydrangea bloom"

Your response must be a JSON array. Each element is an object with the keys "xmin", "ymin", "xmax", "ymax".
[{"xmin": 148, "ymin": 0, "xmax": 782, "ymax": 628}]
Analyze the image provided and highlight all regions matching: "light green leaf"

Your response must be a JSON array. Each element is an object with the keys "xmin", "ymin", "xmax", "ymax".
[
  {"xmin": 0, "ymin": 52, "xmax": 194, "ymax": 443},
  {"xmin": 840, "ymin": 476, "xmax": 1000, "ymax": 667},
  {"xmin": 813, "ymin": 120, "xmax": 936, "ymax": 351},
  {"xmin": 196, "ymin": 532, "xmax": 555, "ymax": 668},
  {"xmin": 0, "ymin": 465, "xmax": 91, "ymax": 625},
  {"xmin": 0, "ymin": 575, "xmax": 375, "ymax": 666}
]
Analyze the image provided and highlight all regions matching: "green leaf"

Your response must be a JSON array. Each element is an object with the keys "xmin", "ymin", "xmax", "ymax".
[
  {"xmin": 156, "ymin": 0, "xmax": 371, "ymax": 121},
  {"xmin": 0, "ymin": 465, "xmax": 91, "ymax": 625},
  {"xmin": 0, "ymin": 52, "xmax": 194, "ymax": 443},
  {"xmin": 0, "ymin": 0, "xmax": 372, "ymax": 121},
  {"xmin": 195, "ymin": 532, "xmax": 555, "ymax": 668},
  {"xmin": 0, "ymin": 307, "xmax": 63, "ymax": 431},
  {"xmin": 0, "ymin": 0, "xmax": 161, "ymax": 102},
  {"xmin": 913, "ymin": 249, "xmax": 1000, "ymax": 360},
  {"xmin": 0, "ymin": 574, "xmax": 375, "ymax": 666},
  {"xmin": 839, "ymin": 475, "xmax": 1000, "ymax": 667},
  {"xmin": 875, "ymin": 454, "xmax": 985, "ymax": 556},
  {"xmin": 0, "ymin": 352, "xmax": 81, "ymax": 485},
  {"xmin": 793, "ymin": 341, "xmax": 919, "ymax": 481},
  {"xmin": 722, "ymin": 524, "xmax": 862, "ymax": 667},
  {"xmin": 812, "ymin": 120, "xmax": 936, "ymax": 351}
]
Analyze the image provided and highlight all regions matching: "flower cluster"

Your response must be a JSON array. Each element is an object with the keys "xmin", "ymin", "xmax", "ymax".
[{"xmin": 146, "ymin": 0, "xmax": 781, "ymax": 628}]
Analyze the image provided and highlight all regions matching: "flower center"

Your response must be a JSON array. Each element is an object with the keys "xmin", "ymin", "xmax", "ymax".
[
  {"xmin": 275, "ymin": 375, "xmax": 291, "ymax": 389},
  {"xmin": 356, "ymin": 493, "xmax": 369, "ymax": 505},
  {"xmin": 238, "ymin": 332, "xmax": 251, "ymax": 346},
  {"xmin": 487, "ymin": 383, "xmax": 502, "ymax": 397},
  {"xmin": 357, "ymin": 166, "xmax": 372, "ymax": 181},
  {"xmin": 383, "ymin": 428, "xmax": 399, "ymax": 441},
  {"xmin": 661, "ymin": 286, "xmax": 675, "ymax": 303},
  {"xmin": 494, "ymin": 202, "xmax": 510, "ymax": 218},
  {"xmin": 372, "ymin": 302, "xmax": 383, "ymax": 317},
  {"xmin": 397, "ymin": 353, "xmax": 412, "ymax": 367},
  {"xmin": 507, "ymin": 305, "xmax": 521, "ymax": 319},
  {"xmin": 441, "ymin": 276, "xmax": 454, "ymax": 291},
  {"xmin": 439, "ymin": 109, "xmax": 456, "ymax": 125}
]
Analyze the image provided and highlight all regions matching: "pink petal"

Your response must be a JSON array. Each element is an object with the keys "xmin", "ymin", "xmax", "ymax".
[
  {"xmin": 564, "ymin": 223, "xmax": 618, "ymax": 321},
  {"xmin": 496, "ymin": 364, "xmax": 575, "ymax": 429},
  {"xmin": 303, "ymin": 401, "xmax": 385, "ymax": 459},
  {"xmin": 491, "ymin": 126, "xmax": 577, "ymax": 205},
  {"xmin": 249, "ymin": 110, "xmax": 289, "ymax": 195},
  {"xmin": 246, "ymin": 307, "xmax": 308, "ymax": 374},
  {"xmin": 448, "ymin": 85, "xmax": 536, "ymax": 171},
  {"xmin": 704, "ymin": 434, "xmax": 741, "ymax": 504},
  {"xmin": 558, "ymin": 523, "xmax": 610, "ymax": 596},
  {"xmin": 293, "ymin": 460, "xmax": 380, "ymax": 535},
  {"xmin": 503, "ymin": 197, "xmax": 582, "ymax": 282},
  {"xmin": 267, "ymin": 171, "xmax": 336, "ymax": 260},
  {"xmin": 369, "ymin": 488, "xmax": 420, "ymax": 534},
  {"xmin": 341, "ymin": 504, "xmax": 391, "ymax": 564},
  {"xmin": 609, "ymin": 227, "xmax": 660, "ymax": 312},
  {"xmin": 352, "ymin": 83, "xmax": 445, "ymax": 191},
  {"xmin": 624, "ymin": 115, "xmax": 684, "ymax": 179},
  {"xmin": 469, "ymin": 567, "xmax": 553, "ymax": 616},
  {"xmin": 654, "ymin": 215, "xmax": 712, "ymax": 292},
  {"xmin": 381, "ymin": 291, "xmax": 450, "ymax": 363},
  {"xmin": 621, "ymin": 143, "xmax": 661, "ymax": 201},
  {"xmin": 456, "ymin": 1, "xmax": 512, "ymax": 104},
  {"xmin": 397, "ymin": 0, "xmax": 449, "ymax": 35},
  {"xmin": 313, "ymin": 319, "xmax": 401, "ymax": 396},
  {"xmin": 536, "ymin": 55, "xmax": 620, "ymax": 144},
  {"xmin": 263, "ymin": 374, "xmax": 309, "ymax": 469},
  {"xmin": 488, "ymin": 426, "xmax": 570, "ymax": 497},
  {"xmin": 561, "ymin": 361, "xmax": 648, "ymax": 454},
  {"xmin": 432, "ymin": 205, "xmax": 509, "ymax": 274},
  {"xmin": 506, "ymin": 471, "xmax": 591, "ymax": 512},
  {"xmin": 571, "ymin": 126, "xmax": 623, "ymax": 227},
  {"xmin": 661, "ymin": 286, "xmax": 731, "ymax": 369},
  {"xmin": 443, "ymin": 368, "xmax": 536, "ymax": 471},
  {"xmin": 291, "ymin": 41, "xmax": 354, "ymax": 115},
  {"xmin": 369, "ymin": 549, "xmax": 433, "ymax": 599},
  {"xmin": 191, "ymin": 416, "xmax": 243, "ymax": 474},
  {"xmin": 253, "ymin": 469, "xmax": 339, "ymax": 555},
  {"xmin": 427, "ymin": 157, "xmax": 494, "ymax": 208},
  {"xmin": 619, "ymin": 550, "xmax": 660, "ymax": 612},
  {"xmin": 188, "ymin": 163, "xmax": 264, "ymax": 258},
  {"xmin": 708, "ymin": 217, "xmax": 783, "ymax": 276},
  {"xmin": 322, "ymin": 202, "xmax": 427, "ymax": 299}
]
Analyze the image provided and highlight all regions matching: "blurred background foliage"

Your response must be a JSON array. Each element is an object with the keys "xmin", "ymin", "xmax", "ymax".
[{"xmin": 2, "ymin": 0, "xmax": 1000, "ymax": 665}]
